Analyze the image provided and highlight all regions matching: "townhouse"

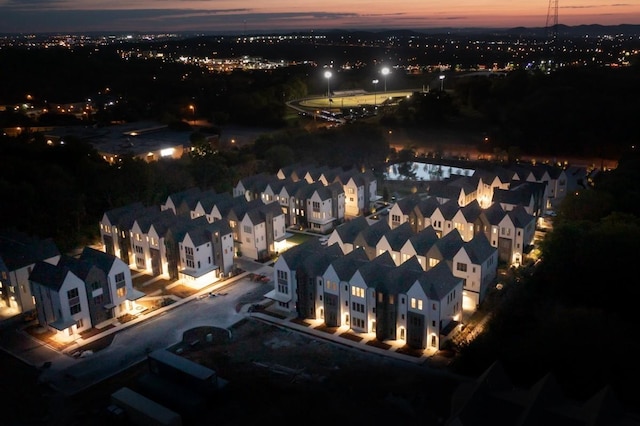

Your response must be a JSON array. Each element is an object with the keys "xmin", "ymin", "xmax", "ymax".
[
  {"xmin": 0, "ymin": 229, "xmax": 61, "ymax": 315},
  {"xmin": 271, "ymin": 238, "xmax": 465, "ymax": 352},
  {"xmin": 29, "ymin": 247, "xmax": 142, "ymax": 341},
  {"xmin": 234, "ymin": 163, "xmax": 377, "ymax": 232}
]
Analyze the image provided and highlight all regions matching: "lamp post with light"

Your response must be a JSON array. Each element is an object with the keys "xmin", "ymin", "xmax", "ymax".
[
  {"xmin": 189, "ymin": 104, "xmax": 195, "ymax": 124},
  {"xmin": 381, "ymin": 67, "xmax": 390, "ymax": 93},
  {"xmin": 372, "ymin": 79, "xmax": 379, "ymax": 105},
  {"xmin": 324, "ymin": 70, "xmax": 332, "ymax": 101},
  {"xmin": 439, "ymin": 74, "xmax": 445, "ymax": 91}
]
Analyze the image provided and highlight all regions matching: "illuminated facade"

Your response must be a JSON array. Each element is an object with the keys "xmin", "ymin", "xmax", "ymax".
[{"xmin": 270, "ymin": 235, "xmax": 466, "ymax": 353}]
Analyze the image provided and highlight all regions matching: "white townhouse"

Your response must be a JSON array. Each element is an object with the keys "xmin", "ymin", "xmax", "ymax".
[
  {"xmin": 29, "ymin": 261, "xmax": 91, "ymax": 342},
  {"xmin": 347, "ymin": 254, "xmax": 395, "ymax": 333},
  {"xmin": 307, "ymin": 182, "xmax": 345, "ymax": 233},
  {"xmin": 326, "ymin": 216, "xmax": 369, "ymax": 253},
  {"xmin": 0, "ymin": 230, "xmax": 61, "ymax": 315},
  {"xmin": 277, "ymin": 179, "xmax": 308, "ymax": 226},
  {"xmin": 191, "ymin": 192, "xmax": 234, "ymax": 223},
  {"xmin": 452, "ymin": 233, "xmax": 498, "ymax": 312},
  {"xmin": 474, "ymin": 170, "xmax": 511, "ymax": 208},
  {"xmin": 388, "ymin": 194, "xmax": 421, "ymax": 229},
  {"xmin": 494, "ymin": 206, "xmax": 534, "ymax": 265},
  {"xmin": 145, "ymin": 212, "xmax": 181, "ymax": 278},
  {"xmin": 161, "ymin": 187, "xmax": 202, "ymax": 214},
  {"xmin": 451, "ymin": 200, "xmax": 483, "ymax": 242},
  {"xmin": 320, "ymin": 248, "xmax": 370, "ymax": 327},
  {"xmin": 239, "ymin": 210, "xmax": 268, "ymax": 262},
  {"xmin": 425, "ymin": 229, "xmax": 465, "ymax": 271},
  {"xmin": 340, "ymin": 171, "xmax": 377, "ymax": 218},
  {"xmin": 429, "ymin": 198, "xmax": 459, "ymax": 238},
  {"xmin": 408, "ymin": 196, "xmax": 441, "ymax": 233},
  {"xmin": 236, "ymin": 202, "xmax": 286, "ymax": 261},
  {"xmin": 79, "ymin": 247, "xmax": 144, "ymax": 319},
  {"xmin": 129, "ymin": 208, "xmax": 175, "ymax": 273},
  {"xmin": 178, "ymin": 220, "xmax": 235, "ymax": 288},
  {"xmin": 100, "ymin": 202, "xmax": 146, "ymax": 265},
  {"xmin": 405, "ymin": 261, "xmax": 464, "ymax": 351},
  {"xmin": 375, "ymin": 222, "xmax": 415, "ymax": 266},
  {"xmin": 399, "ymin": 226, "xmax": 440, "ymax": 270},
  {"xmin": 270, "ymin": 239, "xmax": 322, "ymax": 311}
]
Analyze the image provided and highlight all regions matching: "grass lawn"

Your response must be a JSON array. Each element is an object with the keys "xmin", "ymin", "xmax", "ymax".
[{"xmin": 299, "ymin": 91, "xmax": 413, "ymax": 110}]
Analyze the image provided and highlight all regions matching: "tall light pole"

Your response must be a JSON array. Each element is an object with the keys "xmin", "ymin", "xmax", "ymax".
[
  {"xmin": 372, "ymin": 79, "xmax": 379, "ymax": 105},
  {"xmin": 381, "ymin": 67, "xmax": 390, "ymax": 93},
  {"xmin": 324, "ymin": 70, "xmax": 332, "ymax": 103},
  {"xmin": 189, "ymin": 104, "xmax": 195, "ymax": 124},
  {"xmin": 439, "ymin": 74, "xmax": 445, "ymax": 91}
]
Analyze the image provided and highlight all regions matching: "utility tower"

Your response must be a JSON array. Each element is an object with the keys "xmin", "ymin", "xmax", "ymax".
[{"xmin": 545, "ymin": 0, "xmax": 559, "ymax": 68}]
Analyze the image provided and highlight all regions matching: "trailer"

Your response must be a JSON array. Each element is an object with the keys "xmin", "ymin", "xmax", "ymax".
[
  {"xmin": 110, "ymin": 387, "xmax": 182, "ymax": 426},
  {"xmin": 147, "ymin": 348, "xmax": 223, "ymax": 396}
]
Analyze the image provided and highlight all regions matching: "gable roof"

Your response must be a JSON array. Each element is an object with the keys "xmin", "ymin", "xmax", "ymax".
[
  {"xmin": 334, "ymin": 216, "xmax": 369, "ymax": 244},
  {"xmin": 416, "ymin": 261, "xmax": 462, "ymax": 300},
  {"xmin": 407, "ymin": 226, "xmax": 440, "ymax": 254},
  {"xmin": 0, "ymin": 230, "xmax": 60, "ymax": 270},
  {"xmin": 79, "ymin": 246, "xmax": 117, "ymax": 274},
  {"xmin": 327, "ymin": 247, "xmax": 369, "ymax": 281},
  {"xmin": 381, "ymin": 221, "xmax": 415, "ymax": 251},
  {"xmin": 462, "ymin": 233, "xmax": 496, "ymax": 264},
  {"xmin": 29, "ymin": 260, "xmax": 72, "ymax": 292}
]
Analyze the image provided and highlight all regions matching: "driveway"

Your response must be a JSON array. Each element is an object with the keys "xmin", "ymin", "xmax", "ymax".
[{"xmin": 1, "ymin": 270, "xmax": 274, "ymax": 396}]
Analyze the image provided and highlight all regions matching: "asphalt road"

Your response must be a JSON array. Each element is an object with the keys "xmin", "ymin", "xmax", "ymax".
[{"xmin": 0, "ymin": 260, "xmax": 275, "ymax": 396}]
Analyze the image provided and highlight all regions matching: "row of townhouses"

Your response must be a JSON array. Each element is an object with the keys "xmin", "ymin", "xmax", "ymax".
[
  {"xmin": 234, "ymin": 164, "xmax": 379, "ymax": 230},
  {"xmin": 265, "ymin": 160, "xmax": 583, "ymax": 351},
  {"xmin": 29, "ymin": 247, "xmax": 145, "ymax": 341},
  {"xmin": 99, "ymin": 165, "xmax": 380, "ymax": 284},
  {"xmin": 0, "ymin": 229, "xmax": 144, "ymax": 341},
  {"xmin": 0, "ymin": 160, "xmax": 579, "ymax": 344}
]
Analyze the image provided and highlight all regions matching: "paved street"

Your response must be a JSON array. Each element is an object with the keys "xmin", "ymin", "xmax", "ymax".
[{"xmin": 0, "ymin": 259, "xmax": 275, "ymax": 396}]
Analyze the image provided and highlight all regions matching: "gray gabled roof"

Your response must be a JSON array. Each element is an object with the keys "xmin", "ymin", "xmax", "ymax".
[
  {"xmin": 164, "ymin": 188, "xmax": 201, "ymax": 208},
  {"xmin": 334, "ymin": 216, "xmax": 369, "ymax": 244},
  {"xmin": 415, "ymin": 197, "xmax": 441, "ymax": 217},
  {"xmin": 430, "ymin": 229, "xmax": 464, "ymax": 261},
  {"xmin": 133, "ymin": 206, "xmax": 172, "ymax": 234},
  {"xmin": 197, "ymin": 192, "xmax": 234, "ymax": 213},
  {"xmin": 280, "ymin": 238, "xmax": 323, "ymax": 270},
  {"xmin": 493, "ymin": 183, "xmax": 535, "ymax": 206},
  {"xmin": 463, "ymin": 233, "xmax": 496, "ymax": 264},
  {"xmin": 480, "ymin": 203, "xmax": 506, "ymax": 226},
  {"xmin": 438, "ymin": 199, "xmax": 461, "ymax": 220},
  {"xmin": 355, "ymin": 251, "xmax": 396, "ymax": 288},
  {"xmin": 359, "ymin": 219, "xmax": 390, "ymax": 247},
  {"xmin": 103, "ymin": 201, "xmax": 145, "ymax": 224},
  {"xmin": 381, "ymin": 256, "xmax": 423, "ymax": 294},
  {"xmin": 382, "ymin": 221, "xmax": 415, "ymax": 251},
  {"xmin": 79, "ymin": 246, "xmax": 117, "ymax": 274},
  {"xmin": 395, "ymin": 193, "xmax": 423, "ymax": 215},
  {"xmin": 508, "ymin": 205, "xmax": 535, "ymax": 229},
  {"xmin": 460, "ymin": 200, "xmax": 483, "ymax": 222},
  {"xmin": 301, "ymin": 244, "xmax": 343, "ymax": 277},
  {"xmin": 407, "ymin": 226, "xmax": 440, "ymax": 254},
  {"xmin": 57, "ymin": 255, "xmax": 94, "ymax": 281},
  {"xmin": 0, "ymin": 230, "xmax": 60, "ymax": 270},
  {"xmin": 426, "ymin": 180, "xmax": 464, "ymax": 201},
  {"xmin": 29, "ymin": 260, "xmax": 71, "ymax": 292},
  {"xmin": 417, "ymin": 261, "xmax": 462, "ymax": 301},
  {"xmin": 327, "ymin": 247, "xmax": 369, "ymax": 281}
]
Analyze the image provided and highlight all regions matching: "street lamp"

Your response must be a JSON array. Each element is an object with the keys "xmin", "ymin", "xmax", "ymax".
[
  {"xmin": 324, "ymin": 70, "xmax": 332, "ymax": 101},
  {"xmin": 439, "ymin": 74, "xmax": 445, "ymax": 91},
  {"xmin": 381, "ymin": 67, "xmax": 390, "ymax": 93},
  {"xmin": 372, "ymin": 79, "xmax": 379, "ymax": 105},
  {"xmin": 188, "ymin": 104, "xmax": 195, "ymax": 124}
]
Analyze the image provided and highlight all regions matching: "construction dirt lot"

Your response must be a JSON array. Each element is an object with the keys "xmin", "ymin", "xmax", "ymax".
[{"xmin": 2, "ymin": 316, "xmax": 471, "ymax": 426}]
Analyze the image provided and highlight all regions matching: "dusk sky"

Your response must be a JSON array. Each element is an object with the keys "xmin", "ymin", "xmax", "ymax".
[{"xmin": 1, "ymin": 0, "xmax": 639, "ymax": 34}]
